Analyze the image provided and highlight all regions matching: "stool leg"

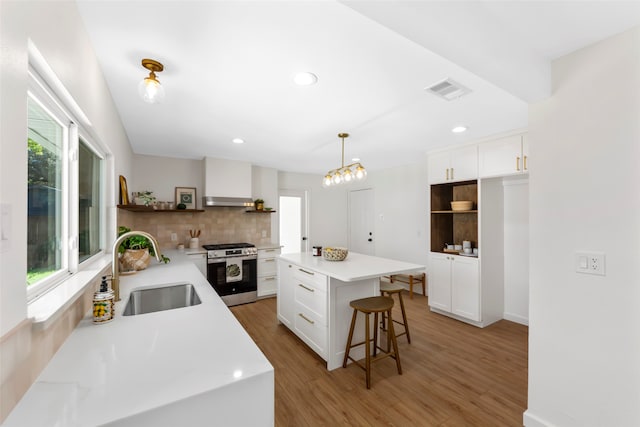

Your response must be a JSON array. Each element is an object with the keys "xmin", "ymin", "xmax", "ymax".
[
  {"xmin": 342, "ymin": 308, "xmax": 358, "ymax": 368},
  {"xmin": 387, "ymin": 309, "xmax": 402, "ymax": 375},
  {"xmin": 379, "ymin": 290, "xmax": 387, "ymax": 330},
  {"xmin": 409, "ymin": 275, "xmax": 414, "ymax": 299},
  {"xmin": 365, "ymin": 312, "xmax": 371, "ymax": 389},
  {"xmin": 373, "ymin": 312, "xmax": 379, "ymax": 357},
  {"xmin": 397, "ymin": 291, "xmax": 411, "ymax": 344},
  {"xmin": 422, "ymin": 273, "xmax": 426, "ymax": 296}
]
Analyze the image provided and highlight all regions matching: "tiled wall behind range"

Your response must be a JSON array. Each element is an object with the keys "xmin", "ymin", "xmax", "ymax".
[{"xmin": 118, "ymin": 207, "xmax": 274, "ymax": 249}]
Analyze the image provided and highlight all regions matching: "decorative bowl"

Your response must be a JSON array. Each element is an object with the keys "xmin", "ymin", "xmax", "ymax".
[
  {"xmin": 322, "ymin": 247, "xmax": 348, "ymax": 261},
  {"xmin": 450, "ymin": 200, "xmax": 474, "ymax": 211}
]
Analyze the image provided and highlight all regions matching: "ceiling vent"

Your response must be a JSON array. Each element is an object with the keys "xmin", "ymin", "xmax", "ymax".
[{"xmin": 425, "ymin": 78, "xmax": 471, "ymax": 101}]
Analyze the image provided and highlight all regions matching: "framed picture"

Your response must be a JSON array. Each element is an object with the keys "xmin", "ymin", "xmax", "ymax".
[
  {"xmin": 119, "ymin": 175, "xmax": 129, "ymax": 205},
  {"xmin": 175, "ymin": 187, "xmax": 197, "ymax": 209}
]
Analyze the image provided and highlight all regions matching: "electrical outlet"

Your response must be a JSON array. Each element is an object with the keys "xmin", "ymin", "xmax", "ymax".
[
  {"xmin": 171, "ymin": 233, "xmax": 177, "ymax": 242},
  {"xmin": 576, "ymin": 251, "xmax": 605, "ymax": 276}
]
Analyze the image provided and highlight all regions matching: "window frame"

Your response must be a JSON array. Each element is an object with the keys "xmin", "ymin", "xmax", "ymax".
[{"xmin": 27, "ymin": 67, "xmax": 108, "ymax": 302}]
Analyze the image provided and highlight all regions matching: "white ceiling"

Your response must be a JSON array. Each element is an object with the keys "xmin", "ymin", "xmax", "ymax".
[{"xmin": 76, "ymin": 1, "xmax": 640, "ymax": 174}]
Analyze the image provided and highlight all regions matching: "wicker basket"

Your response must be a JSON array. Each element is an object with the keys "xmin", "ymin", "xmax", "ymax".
[{"xmin": 322, "ymin": 247, "xmax": 348, "ymax": 261}]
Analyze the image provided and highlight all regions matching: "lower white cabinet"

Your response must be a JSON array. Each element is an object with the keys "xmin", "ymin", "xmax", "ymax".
[
  {"xmin": 186, "ymin": 252, "xmax": 207, "ymax": 277},
  {"xmin": 258, "ymin": 247, "xmax": 280, "ymax": 297},
  {"xmin": 278, "ymin": 260, "xmax": 328, "ymax": 358},
  {"xmin": 428, "ymin": 253, "xmax": 480, "ymax": 322}
]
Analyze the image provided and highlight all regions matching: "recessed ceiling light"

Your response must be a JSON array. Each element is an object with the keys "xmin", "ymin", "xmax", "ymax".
[
  {"xmin": 232, "ymin": 138, "xmax": 245, "ymax": 144},
  {"xmin": 293, "ymin": 72, "xmax": 318, "ymax": 86},
  {"xmin": 451, "ymin": 126, "xmax": 467, "ymax": 133}
]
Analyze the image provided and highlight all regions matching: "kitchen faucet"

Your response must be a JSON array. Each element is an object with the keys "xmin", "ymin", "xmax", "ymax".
[{"xmin": 111, "ymin": 231, "xmax": 162, "ymax": 301}]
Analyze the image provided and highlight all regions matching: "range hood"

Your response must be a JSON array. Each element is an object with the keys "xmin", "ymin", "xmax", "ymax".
[
  {"xmin": 203, "ymin": 157, "xmax": 253, "ymax": 207},
  {"xmin": 203, "ymin": 196, "xmax": 254, "ymax": 207}
]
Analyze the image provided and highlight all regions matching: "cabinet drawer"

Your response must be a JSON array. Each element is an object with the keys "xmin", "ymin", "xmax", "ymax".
[
  {"xmin": 294, "ymin": 304, "xmax": 327, "ymax": 358},
  {"xmin": 258, "ymin": 275, "xmax": 277, "ymax": 297},
  {"xmin": 293, "ymin": 267, "xmax": 327, "ymax": 291},
  {"xmin": 257, "ymin": 257, "xmax": 278, "ymax": 276},
  {"xmin": 258, "ymin": 248, "xmax": 281, "ymax": 259},
  {"xmin": 294, "ymin": 282, "xmax": 327, "ymax": 324}
]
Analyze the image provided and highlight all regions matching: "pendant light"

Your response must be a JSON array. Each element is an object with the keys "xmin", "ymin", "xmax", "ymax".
[
  {"xmin": 138, "ymin": 58, "xmax": 165, "ymax": 104},
  {"xmin": 322, "ymin": 133, "xmax": 367, "ymax": 188}
]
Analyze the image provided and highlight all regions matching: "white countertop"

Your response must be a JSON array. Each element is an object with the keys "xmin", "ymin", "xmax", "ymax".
[
  {"xmin": 3, "ymin": 255, "xmax": 273, "ymax": 426},
  {"xmin": 278, "ymin": 252, "xmax": 424, "ymax": 282}
]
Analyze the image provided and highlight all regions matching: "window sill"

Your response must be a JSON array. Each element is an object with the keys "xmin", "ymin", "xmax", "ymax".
[{"xmin": 28, "ymin": 254, "xmax": 112, "ymax": 330}]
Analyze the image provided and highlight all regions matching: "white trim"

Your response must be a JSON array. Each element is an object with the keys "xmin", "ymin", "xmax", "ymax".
[
  {"xmin": 523, "ymin": 410, "xmax": 556, "ymax": 427},
  {"xmin": 503, "ymin": 311, "xmax": 529, "ymax": 326}
]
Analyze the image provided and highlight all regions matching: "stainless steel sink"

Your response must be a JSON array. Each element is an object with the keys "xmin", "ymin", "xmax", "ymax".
[{"xmin": 123, "ymin": 283, "xmax": 202, "ymax": 316}]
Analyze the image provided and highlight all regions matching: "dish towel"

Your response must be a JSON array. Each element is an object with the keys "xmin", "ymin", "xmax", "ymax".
[{"xmin": 226, "ymin": 257, "xmax": 243, "ymax": 283}]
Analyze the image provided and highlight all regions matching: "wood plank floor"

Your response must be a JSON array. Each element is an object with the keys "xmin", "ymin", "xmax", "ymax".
[{"xmin": 230, "ymin": 292, "xmax": 528, "ymax": 427}]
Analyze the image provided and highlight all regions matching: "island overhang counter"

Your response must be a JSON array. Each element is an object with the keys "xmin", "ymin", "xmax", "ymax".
[{"xmin": 277, "ymin": 252, "xmax": 424, "ymax": 370}]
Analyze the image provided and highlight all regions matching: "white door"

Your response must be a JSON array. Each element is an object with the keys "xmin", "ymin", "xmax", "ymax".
[
  {"xmin": 348, "ymin": 188, "xmax": 374, "ymax": 255},
  {"xmin": 279, "ymin": 190, "xmax": 309, "ymax": 254},
  {"xmin": 428, "ymin": 253, "xmax": 452, "ymax": 312}
]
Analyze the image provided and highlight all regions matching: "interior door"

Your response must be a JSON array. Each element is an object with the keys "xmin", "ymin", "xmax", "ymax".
[
  {"xmin": 279, "ymin": 189, "xmax": 309, "ymax": 254},
  {"xmin": 348, "ymin": 188, "xmax": 374, "ymax": 255}
]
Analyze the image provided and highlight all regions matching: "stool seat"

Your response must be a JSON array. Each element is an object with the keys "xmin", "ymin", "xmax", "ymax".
[
  {"xmin": 343, "ymin": 296, "xmax": 402, "ymax": 389},
  {"xmin": 380, "ymin": 282, "xmax": 404, "ymax": 293},
  {"xmin": 350, "ymin": 296, "xmax": 394, "ymax": 313}
]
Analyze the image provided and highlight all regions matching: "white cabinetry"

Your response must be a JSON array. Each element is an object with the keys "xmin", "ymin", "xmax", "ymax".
[
  {"xmin": 257, "ymin": 247, "xmax": 280, "ymax": 298},
  {"xmin": 478, "ymin": 133, "xmax": 528, "ymax": 178},
  {"xmin": 277, "ymin": 260, "xmax": 328, "ymax": 358},
  {"xmin": 277, "ymin": 260, "xmax": 295, "ymax": 327},
  {"xmin": 186, "ymin": 252, "xmax": 207, "ymax": 277},
  {"xmin": 428, "ymin": 253, "xmax": 480, "ymax": 321},
  {"xmin": 428, "ymin": 145, "xmax": 478, "ymax": 184}
]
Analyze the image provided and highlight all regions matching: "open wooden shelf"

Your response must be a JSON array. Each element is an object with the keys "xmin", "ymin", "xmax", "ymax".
[
  {"xmin": 431, "ymin": 210, "xmax": 478, "ymax": 214},
  {"xmin": 430, "ymin": 180, "xmax": 478, "ymax": 252},
  {"xmin": 117, "ymin": 205, "xmax": 204, "ymax": 213},
  {"xmin": 245, "ymin": 210, "xmax": 276, "ymax": 213}
]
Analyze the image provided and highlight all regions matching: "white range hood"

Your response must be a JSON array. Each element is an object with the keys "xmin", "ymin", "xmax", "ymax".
[{"xmin": 202, "ymin": 157, "xmax": 254, "ymax": 207}]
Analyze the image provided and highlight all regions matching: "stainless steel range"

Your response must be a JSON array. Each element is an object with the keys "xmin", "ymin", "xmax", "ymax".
[{"xmin": 202, "ymin": 243, "xmax": 258, "ymax": 306}]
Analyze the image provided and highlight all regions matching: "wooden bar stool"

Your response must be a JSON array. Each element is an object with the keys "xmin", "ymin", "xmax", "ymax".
[
  {"xmin": 379, "ymin": 282, "xmax": 411, "ymax": 347},
  {"xmin": 388, "ymin": 272, "xmax": 426, "ymax": 299},
  {"xmin": 342, "ymin": 296, "xmax": 402, "ymax": 389}
]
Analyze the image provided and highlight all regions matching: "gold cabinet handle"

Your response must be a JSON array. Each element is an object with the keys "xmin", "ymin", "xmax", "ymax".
[
  {"xmin": 264, "ymin": 258, "xmax": 275, "ymax": 262},
  {"xmin": 299, "ymin": 268, "xmax": 314, "ymax": 276},
  {"xmin": 298, "ymin": 313, "xmax": 315, "ymax": 324},
  {"xmin": 298, "ymin": 283, "xmax": 315, "ymax": 292},
  {"xmin": 446, "ymin": 168, "xmax": 449, "ymax": 180},
  {"xmin": 524, "ymin": 155, "xmax": 528, "ymax": 170},
  {"xmin": 264, "ymin": 276, "xmax": 276, "ymax": 281},
  {"xmin": 450, "ymin": 167, "xmax": 454, "ymax": 180},
  {"xmin": 516, "ymin": 156, "xmax": 521, "ymax": 171}
]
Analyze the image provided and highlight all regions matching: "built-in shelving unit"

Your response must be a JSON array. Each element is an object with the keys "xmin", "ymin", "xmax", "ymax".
[
  {"xmin": 117, "ymin": 205, "xmax": 204, "ymax": 213},
  {"xmin": 430, "ymin": 180, "xmax": 478, "ymax": 253}
]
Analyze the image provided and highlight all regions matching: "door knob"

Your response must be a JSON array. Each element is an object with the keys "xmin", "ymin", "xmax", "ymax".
[
  {"xmin": 302, "ymin": 237, "xmax": 307, "ymax": 241},
  {"xmin": 368, "ymin": 238, "xmax": 373, "ymax": 242}
]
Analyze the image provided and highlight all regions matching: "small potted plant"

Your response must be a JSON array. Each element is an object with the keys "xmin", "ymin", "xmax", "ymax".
[
  {"xmin": 135, "ymin": 191, "xmax": 156, "ymax": 207},
  {"xmin": 118, "ymin": 226, "xmax": 170, "ymax": 271},
  {"xmin": 254, "ymin": 198, "xmax": 264, "ymax": 211}
]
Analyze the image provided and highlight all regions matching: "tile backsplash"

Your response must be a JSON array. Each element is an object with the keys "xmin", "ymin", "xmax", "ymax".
[{"xmin": 118, "ymin": 207, "xmax": 274, "ymax": 249}]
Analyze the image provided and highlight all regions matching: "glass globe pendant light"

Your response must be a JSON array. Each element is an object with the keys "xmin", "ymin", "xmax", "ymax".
[
  {"xmin": 138, "ymin": 58, "xmax": 165, "ymax": 104},
  {"xmin": 321, "ymin": 133, "xmax": 366, "ymax": 188}
]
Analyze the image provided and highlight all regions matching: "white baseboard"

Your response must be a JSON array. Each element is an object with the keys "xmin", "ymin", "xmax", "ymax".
[
  {"xmin": 503, "ymin": 312, "xmax": 529, "ymax": 326},
  {"xmin": 523, "ymin": 409, "xmax": 555, "ymax": 427}
]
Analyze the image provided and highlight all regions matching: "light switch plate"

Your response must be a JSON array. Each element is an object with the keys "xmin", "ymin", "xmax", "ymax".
[{"xmin": 576, "ymin": 251, "xmax": 605, "ymax": 276}]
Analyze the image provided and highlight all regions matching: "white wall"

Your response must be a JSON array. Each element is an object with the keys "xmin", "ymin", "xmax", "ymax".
[
  {"xmin": 526, "ymin": 27, "xmax": 640, "ymax": 426},
  {"xmin": 278, "ymin": 171, "xmax": 349, "ymax": 248},
  {"xmin": 0, "ymin": 1, "xmax": 133, "ymax": 336},
  {"xmin": 252, "ymin": 166, "xmax": 279, "ymax": 244},
  {"xmin": 132, "ymin": 154, "xmax": 203, "ymax": 206},
  {"xmin": 503, "ymin": 178, "xmax": 529, "ymax": 325},
  {"xmin": 278, "ymin": 159, "xmax": 429, "ymax": 271}
]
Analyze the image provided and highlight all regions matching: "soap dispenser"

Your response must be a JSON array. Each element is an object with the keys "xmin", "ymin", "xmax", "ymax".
[{"xmin": 93, "ymin": 276, "xmax": 115, "ymax": 324}]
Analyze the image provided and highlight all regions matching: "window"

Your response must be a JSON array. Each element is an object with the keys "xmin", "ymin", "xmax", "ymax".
[{"xmin": 27, "ymin": 67, "xmax": 106, "ymax": 299}]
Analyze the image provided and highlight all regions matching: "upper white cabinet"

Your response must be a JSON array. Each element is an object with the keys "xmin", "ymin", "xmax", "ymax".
[
  {"xmin": 478, "ymin": 134, "xmax": 528, "ymax": 178},
  {"xmin": 428, "ymin": 145, "xmax": 478, "ymax": 184}
]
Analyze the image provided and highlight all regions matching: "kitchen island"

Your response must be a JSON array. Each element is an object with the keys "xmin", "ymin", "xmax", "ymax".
[
  {"xmin": 3, "ymin": 253, "xmax": 274, "ymax": 427},
  {"xmin": 277, "ymin": 252, "xmax": 423, "ymax": 370}
]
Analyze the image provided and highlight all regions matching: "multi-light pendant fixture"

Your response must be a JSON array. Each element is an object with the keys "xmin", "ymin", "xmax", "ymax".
[
  {"xmin": 322, "ymin": 133, "xmax": 367, "ymax": 188},
  {"xmin": 138, "ymin": 58, "xmax": 165, "ymax": 104}
]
